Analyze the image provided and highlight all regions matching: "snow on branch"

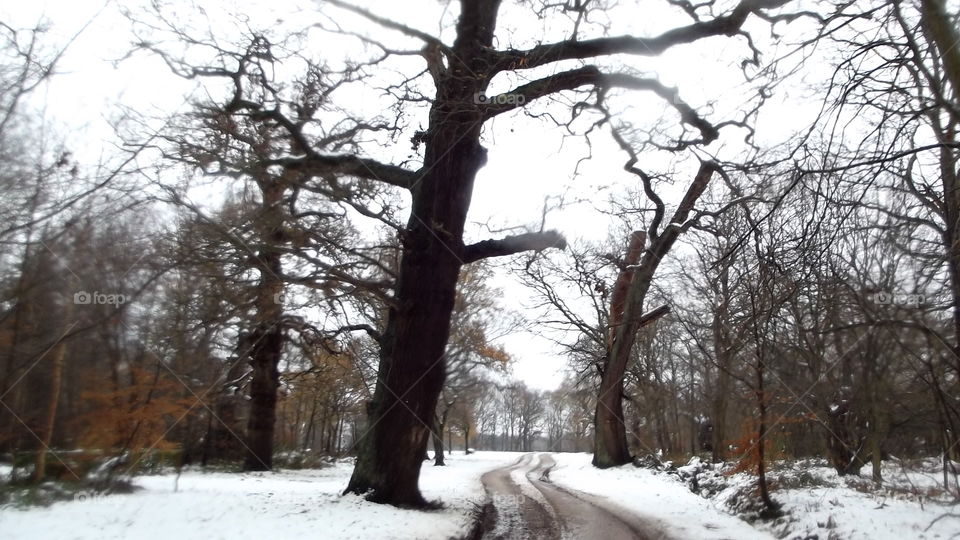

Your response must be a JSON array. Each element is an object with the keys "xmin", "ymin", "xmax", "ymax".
[{"xmin": 462, "ymin": 230, "xmax": 567, "ymax": 263}]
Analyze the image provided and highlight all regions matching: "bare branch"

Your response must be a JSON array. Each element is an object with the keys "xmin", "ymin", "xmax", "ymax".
[
  {"xmin": 324, "ymin": 0, "xmax": 447, "ymax": 49},
  {"xmin": 482, "ymin": 66, "xmax": 718, "ymax": 143},
  {"xmin": 267, "ymin": 154, "xmax": 419, "ymax": 190},
  {"xmin": 463, "ymin": 230, "xmax": 567, "ymax": 263},
  {"xmin": 488, "ymin": 0, "xmax": 792, "ymax": 72}
]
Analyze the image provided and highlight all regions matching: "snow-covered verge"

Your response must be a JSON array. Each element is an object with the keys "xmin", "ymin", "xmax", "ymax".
[
  {"xmin": 729, "ymin": 458, "xmax": 960, "ymax": 540},
  {"xmin": 550, "ymin": 452, "xmax": 774, "ymax": 539},
  {"xmin": 0, "ymin": 451, "xmax": 525, "ymax": 540},
  {"xmin": 551, "ymin": 453, "xmax": 960, "ymax": 540}
]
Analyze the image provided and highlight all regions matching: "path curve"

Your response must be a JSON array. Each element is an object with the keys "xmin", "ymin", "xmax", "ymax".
[{"xmin": 480, "ymin": 453, "xmax": 672, "ymax": 540}]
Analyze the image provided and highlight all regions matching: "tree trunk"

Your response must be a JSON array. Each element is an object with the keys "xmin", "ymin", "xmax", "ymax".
[
  {"xmin": 343, "ymin": 3, "xmax": 498, "ymax": 506},
  {"xmin": 206, "ymin": 349, "xmax": 247, "ymax": 463},
  {"xmin": 920, "ymin": 0, "xmax": 960, "ymax": 106},
  {"xmin": 711, "ymin": 264, "xmax": 732, "ymax": 462},
  {"xmin": 243, "ymin": 182, "xmax": 285, "ymax": 472},
  {"xmin": 594, "ymin": 374, "xmax": 632, "ymax": 466},
  {"xmin": 755, "ymin": 347, "xmax": 780, "ymax": 517},
  {"xmin": 243, "ymin": 321, "xmax": 283, "ymax": 471},
  {"xmin": 0, "ymin": 191, "xmax": 41, "ymax": 455},
  {"xmin": 303, "ymin": 399, "xmax": 318, "ymax": 451},
  {"xmin": 593, "ymin": 164, "xmax": 713, "ymax": 468},
  {"xmin": 824, "ymin": 354, "xmax": 866, "ymax": 476},
  {"xmin": 33, "ymin": 300, "xmax": 71, "ymax": 483},
  {"xmin": 593, "ymin": 231, "xmax": 645, "ymax": 467}
]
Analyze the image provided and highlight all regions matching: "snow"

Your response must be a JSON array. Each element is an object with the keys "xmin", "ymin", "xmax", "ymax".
[
  {"xmin": 753, "ymin": 459, "xmax": 960, "ymax": 540},
  {"xmin": 549, "ymin": 453, "xmax": 774, "ymax": 539},
  {"xmin": 0, "ymin": 451, "xmax": 525, "ymax": 540},
  {"xmin": 4, "ymin": 452, "xmax": 956, "ymax": 539},
  {"xmin": 551, "ymin": 453, "xmax": 960, "ymax": 540}
]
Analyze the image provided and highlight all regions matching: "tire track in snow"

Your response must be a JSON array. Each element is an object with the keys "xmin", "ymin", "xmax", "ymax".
[{"xmin": 481, "ymin": 453, "xmax": 672, "ymax": 540}]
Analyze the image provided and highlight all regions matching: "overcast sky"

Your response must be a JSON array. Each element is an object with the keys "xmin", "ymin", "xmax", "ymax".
[{"xmin": 3, "ymin": 0, "xmax": 823, "ymax": 390}]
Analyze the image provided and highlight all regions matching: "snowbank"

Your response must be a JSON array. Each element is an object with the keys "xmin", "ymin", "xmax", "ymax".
[
  {"xmin": 550, "ymin": 453, "xmax": 773, "ymax": 539},
  {"xmin": 551, "ymin": 453, "xmax": 959, "ymax": 540},
  {"xmin": 755, "ymin": 459, "xmax": 960, "ymax": 540}
]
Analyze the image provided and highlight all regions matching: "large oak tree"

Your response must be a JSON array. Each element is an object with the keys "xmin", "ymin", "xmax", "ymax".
[{"xmin": 137, "ymin": 0, "xmax": 809, "ymax": 505}]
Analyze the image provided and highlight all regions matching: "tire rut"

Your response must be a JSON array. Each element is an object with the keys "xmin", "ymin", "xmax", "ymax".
[{"xmin": 480, "ymin": 452, "xmax": 671, "ymax": 540}]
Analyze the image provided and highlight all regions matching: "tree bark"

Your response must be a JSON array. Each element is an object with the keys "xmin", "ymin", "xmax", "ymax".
[
  {"xmin": 243, "ymin": 321, "xmax": 283, "ymax": 470},
  {"xmin": 594, "ymin": 163, "xmax": 714, "ymax": 468},
  {"xmin": 343, "ymin": 1, "xmax": 504, "ymax": 507},
  {"xmin": 205, "ymin": 349, "xmax": 248, "ymax": 464},
  {"xmin": 920, "ymin": 0, "xmax": 960, "ymax": 105},
  {"xmin": 593, "ymin": 232, "xmax": 645, "ymax": 467},
  {"xmin": 243, "ymin": 182, "xmax": 286, "ymax": 472}
]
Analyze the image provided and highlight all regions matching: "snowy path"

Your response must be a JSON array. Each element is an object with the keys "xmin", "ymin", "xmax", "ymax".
[{"xmin": 481, "ymin": 453, "xmax": 669, "ymax": 540}]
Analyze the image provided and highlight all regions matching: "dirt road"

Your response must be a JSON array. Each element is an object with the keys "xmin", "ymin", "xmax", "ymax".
[{"xmin": 479, "ymin": 453, "xmax": 672, "ymax": 540}]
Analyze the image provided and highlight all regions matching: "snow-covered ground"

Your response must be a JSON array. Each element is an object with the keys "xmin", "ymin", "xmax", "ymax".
[
  {"xmin": 550, "ymin": 453, "xmax": 775, "ymax": 539},
  {"xmin": 0, "ymin": 451, "xmax": 524, "ymax": 540},
  {"xmin": 4, "ymin": 452, "xmax": 957, "ymax": 539},
  {"xmin": 551, "ymin": 453, "xmax": 960, "ymax": 540},
  {"xmin": 747, "ymin": 459, "xmax": 960, "ymax": 540}
]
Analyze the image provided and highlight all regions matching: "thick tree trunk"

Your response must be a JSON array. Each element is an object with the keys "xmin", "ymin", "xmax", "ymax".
[
  {"xmin": 243, "ymin": 182, "xmax": 285, "ymax": 472},
  {"xmin": 824, "ymin": 352, "xmax": 867, "ymax": 476},
  {"xmin": 593, "ymin": 164, "xmax": 713, "ymax": 468},
  {"xmin": 343, "ymin": 2, "xmax": 500, "ymax": 507},
  {"xmin": 593, "ymin": 232, "xmax": 645, "ymax": 467},
  {"xmin": 938, "ymin": 147, "xmax": 960, "ymax": 373},
  {"xmin": 710, "ymin": 377, "xmax": 729, "ymax": 461},
  {"xmin": 920, "ymin": 0, "xmax": 960, "ymax": 106},
  {"xmin": 205, "ymin": 349, "xmax": 247, "ymax": 464},
  {"xmin": 344, "ymin": 152, "xmax": 478, "ymax": 503},
  {"xmin": 243, "ymin": 321, "xmax": 283, "ymax": 471},
  {"xmin": 594, "ymin": 378, "xmax": 631, "ymax": 466},
  {"xmin": 0, "ymin": 194, "xmax": 40, "ymax": 455},
  {"xmin": 825, "ymin": 402, "xmax": 867, "ymax": 476}
]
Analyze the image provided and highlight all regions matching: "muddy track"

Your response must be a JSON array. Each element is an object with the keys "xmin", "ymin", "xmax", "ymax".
[{"xmin": 479, "ymin": 453, "xmax": 672, "ymax": 540}]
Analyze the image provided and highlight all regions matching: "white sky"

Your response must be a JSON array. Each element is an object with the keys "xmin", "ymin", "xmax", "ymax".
[{"xmin": 4, "ymin": 0, "xmax": 823, "ymax": 390}]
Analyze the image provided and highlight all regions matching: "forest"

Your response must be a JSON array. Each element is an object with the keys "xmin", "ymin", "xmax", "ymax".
[{"xmin": 1, "ymin": 0, "xmax": 959, "ymax": 539}]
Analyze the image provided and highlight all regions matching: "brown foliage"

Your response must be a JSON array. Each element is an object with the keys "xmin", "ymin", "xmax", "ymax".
[{"xmin": 75, "ymin": 365, "xmax": 194, "ymax": 453}]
